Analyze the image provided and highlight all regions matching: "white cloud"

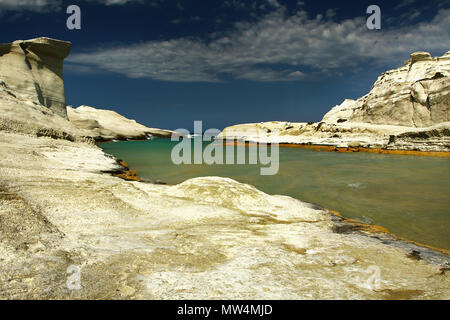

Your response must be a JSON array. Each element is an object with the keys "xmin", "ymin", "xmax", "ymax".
[
  {"xmin": 395, "ymin": 0, "xmax": 418, "ymax": 9},
  {"xmin": 67, "ymin": 7, "xmax": 450, "ymax": 82},
  {"xmin": 0, "ymin": 0, "xmax": 148, "ymax": 12},
  {"xmin": 0, "ymin": 0, "xmax": 61, "ymax": 12},
  {"xmin": 266, "ymin": 0, "xmax": 281, "ymax": 8},
  {"xmin": 288, "ymin": 71, "xmax": 305, "ymax": 78}
]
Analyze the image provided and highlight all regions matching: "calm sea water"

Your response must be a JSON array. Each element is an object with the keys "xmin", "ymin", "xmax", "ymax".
[{"xmin": 100, "ymin": 139, "xmax": 450, "ymax": 250}]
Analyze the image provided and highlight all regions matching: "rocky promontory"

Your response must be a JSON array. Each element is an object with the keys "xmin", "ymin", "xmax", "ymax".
[{"xmin": 219, "ymin": 51, "xmax": 450, "ymax": 153}]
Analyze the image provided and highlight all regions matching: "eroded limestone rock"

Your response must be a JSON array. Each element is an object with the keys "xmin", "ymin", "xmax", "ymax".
[
  {"xmin": 0, "ymin": 37, "xmax": 70, "ymax": 118},
  {"xmin": 323, "ymin": 51, "xmax": 450, "ymax": 127},
  {"xmin": 67, "ymin": 105, "xmax": 174, "ymax": 141},
  {"xmin": 219, "ymin": 52, "xmax": 450, "ymax": 152}
]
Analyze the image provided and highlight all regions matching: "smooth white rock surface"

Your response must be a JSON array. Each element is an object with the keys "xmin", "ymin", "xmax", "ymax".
[{"xmin": 323, "ymin": 51, "xmax": 450, "ymax": 127}]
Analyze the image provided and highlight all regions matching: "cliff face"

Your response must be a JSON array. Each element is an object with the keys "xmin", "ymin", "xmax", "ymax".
[
  {"xmin": 0, "ymin": 38, "xmax": 173, "ymax": 141},
  {"xmin": 219, "ymin": 51, "xmax": 450, "ymax": 152},
  {"xmin": 323, "ymin": 51, "xmax": 450, "ymax": 127},
  {"xmin": 0, "ymin": 37, "xmax": 71, "ymax": 118}
]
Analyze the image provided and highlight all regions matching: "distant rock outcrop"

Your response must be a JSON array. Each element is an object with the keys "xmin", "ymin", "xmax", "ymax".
[
  {"xmin": 67, "ymin": 105, "xmax": 174, "ymax": 141},
  {"xmin": 0, "ymin": 37, "xmax": 70, "ymax": 118},
  {"xmin": 0, "ymin": 37, "xmax": 174, "ymax": 141},
  {"xmin": 323, "ymin": 51, "xmax": 450, "ymax": 127}
]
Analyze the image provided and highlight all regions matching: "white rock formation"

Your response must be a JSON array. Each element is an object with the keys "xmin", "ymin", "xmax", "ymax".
[
  {"xmin": 0, "ymin": 37, "xmax": 71, "ymax": 118},
  {"xmin": 219, "ymin": 52, "xmax": 450, "ymax": 152},
  {"xmin": 0, "ymin": 75, "xmax": 173, "ymax": 142},
  {"xmin": 0, "ymin": 37, "xmax": 174, "ymax": 141},
  {"xmin": 67, "ymin": 105, "xmax": 174, "ymax": 140},
  {"xmin": 219, "ymin": 120, "xmax": 450, "ymax": 152},
  {"xmin": 323, "ymin": 51, "xmax": 450, "ymax": 127}
]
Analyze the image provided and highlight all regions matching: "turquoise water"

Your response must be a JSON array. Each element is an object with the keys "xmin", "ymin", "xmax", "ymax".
[{"xmin": 100, "ymin": 139, "xmax": 450, "ymax": 250}]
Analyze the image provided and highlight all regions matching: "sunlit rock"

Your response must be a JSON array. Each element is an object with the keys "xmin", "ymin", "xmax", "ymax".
[
  {"xmin": 219, "ymin": 52, "xmax": 450, "ymax": 152},
  {"xmin": 67, "ymin": 105, "xmax": 174, "ymax": 141},
  {"xmin": 323, "ymin": 51, "xmax": 449, "ymax": 127},
  {"xmin": 0, "ymin": 37, "xmax": 71, "ymax": 118}
]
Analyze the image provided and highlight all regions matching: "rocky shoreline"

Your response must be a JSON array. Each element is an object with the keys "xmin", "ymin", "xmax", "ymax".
[
  {"xmin": 0, "ymin": 38, "xmax": 449, "ymax": 299},
  {"xmin": 276, "ymin": 143, "xmax": 450, "ymax": 157},
  {"xmin": 223, "ymin": 140, "xmax": 450, "ymax": 157},
  {"xmin": 109, "ymin": 159, "xmax": 450, "ymax": 261},
  {"xmin": 0, "ymin": 130, "xmax": 449, "ymax": 299},
  {"xmin": 218, "ymin": 120, "xmax": 450, "ymax": 153}
]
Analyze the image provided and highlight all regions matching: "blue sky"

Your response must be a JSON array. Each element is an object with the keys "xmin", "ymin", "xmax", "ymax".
[{"xmin": 1, "ymin": 0, "xmax": 449, "ymax": 131}]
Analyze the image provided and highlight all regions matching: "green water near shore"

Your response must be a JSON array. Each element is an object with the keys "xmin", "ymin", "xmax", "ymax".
[{"xmin": 100, "ymin": 139, "xmax": 450, "ymax": 250}]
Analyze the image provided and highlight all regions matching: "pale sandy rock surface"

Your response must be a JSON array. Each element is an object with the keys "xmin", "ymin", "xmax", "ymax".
[
  {"xmin": 0, "ymin": 130, "xmax": 449, "ymax": 299},
  {"xmin": 0, "ymin": 80, "xmax": 172, "ymax": 142},
  {"xmin": 67, "ymin": 105, "xmax": 174, "ymax": 141},
  {"xmin": 0, "ymin": 37, "xmax": 70, "ymax": 118},
  {"xmin": 219, "ymin": 52, "xmax": 450, "ymax": 152}
]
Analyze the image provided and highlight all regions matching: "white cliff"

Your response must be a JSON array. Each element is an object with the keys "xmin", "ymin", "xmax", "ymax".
[
  {"xmin": 0, "ymin": 40, "xmax": 449, "ymax": 299},
  {"xmin": 219, "ymin": 51, "xmax": 450, "ymax": 153},
  {"xmin": 0, "ymin": 78, "xmax": 87, "ymax": 140},
  {"xmin": 0, "ymin": 37, "xmax": 71, "ymax": 118},
  {"xmin": 0, "ymin": 37, "xmax": 173, "ymax": 142},
  {"xmin": 323, "ymin": 51, "xmax": 450, "ymax": 127}
]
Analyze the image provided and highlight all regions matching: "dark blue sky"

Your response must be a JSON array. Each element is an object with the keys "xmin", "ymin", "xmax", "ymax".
[{"xmin": 1, "ymin": 0, "xmax": 449, "ymax": 131}]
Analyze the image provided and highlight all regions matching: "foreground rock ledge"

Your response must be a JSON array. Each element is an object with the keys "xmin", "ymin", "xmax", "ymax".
[{"xmin": 0, "ymin": 130, "xmax": 448, "ymax": 299}]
